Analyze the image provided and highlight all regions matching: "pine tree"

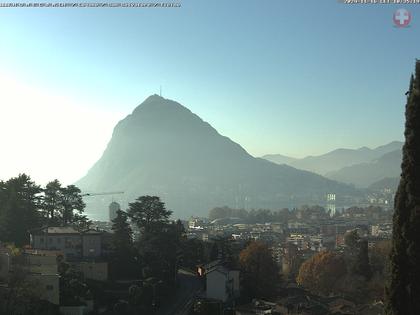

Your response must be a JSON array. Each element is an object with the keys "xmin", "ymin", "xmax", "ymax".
[
  {"xmin": 42, "ymin": 180, "xmax": 87, "ymax": 227},
  {"xmin": 0, "ymin": 174, "xmax": 42, "ymax": 246},
  {"xmin": 59, "ymin": 185, "xmax": 85, "ymax": 226},
  {"xmin": 42, "ymin": 179, "xmax": 62, "ymax": 223},
  {"xmin": 387, "ymin": 60, "xmax": 420, "ymax": 315}
]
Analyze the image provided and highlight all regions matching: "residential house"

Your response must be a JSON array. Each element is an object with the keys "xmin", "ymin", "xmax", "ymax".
[
  {"xmin": 201, "ymin": 261, "xmax": 240, "ymax": 303},
  {"xmin": 30, "ymin": 227, "xmax": 102, "ymax": 260}
]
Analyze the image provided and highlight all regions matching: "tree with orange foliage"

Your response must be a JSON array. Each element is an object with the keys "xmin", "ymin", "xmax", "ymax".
[
  {"xmin": 239, "ymin": 241, "xmax": 280, "ymax": 299},
  {"xmin": 296, "ymin": 251, "xmax": 347, "ymax": 295}
]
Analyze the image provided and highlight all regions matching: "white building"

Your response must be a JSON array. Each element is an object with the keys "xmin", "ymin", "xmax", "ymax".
[
  {"xmin": 205, "ymin": 262, "xmax": 240, "ymax": 303},
  {"xmin": 109, "ymin": 201, "xmax": 121, "ymax": 222}
]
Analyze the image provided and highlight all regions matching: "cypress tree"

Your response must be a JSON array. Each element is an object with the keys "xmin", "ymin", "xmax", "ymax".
[{"xmin": 387, "ymin": 60, "xmax": 420, "ymax": 315}]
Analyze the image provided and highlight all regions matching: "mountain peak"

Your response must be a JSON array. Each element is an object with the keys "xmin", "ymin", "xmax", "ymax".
[
  {"xmin": 77, "ymin": 96, "xmax": 355, "ymax": 219},
  {"xmin": 134, "ymin": 94, "xmax": 168, "ymax": 109},
  {"xmin": 144, "ymin": 93, "xmax": 165, "ymax": 102},
  {"xmin": 132, "ymin": 95, "xmax": 189, "ymax": 117}
]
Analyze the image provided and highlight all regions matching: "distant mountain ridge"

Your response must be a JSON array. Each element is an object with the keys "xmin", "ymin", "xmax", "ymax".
[
  {"xmin": 369, "ymin": 177, "xmax": 400, "ymax": 191},
  {"xmin": 261, "ymin": 154, "xmax": 297, "ymax": 166},
  {"xmin": 263, "ymin": 142, "xmax": 403, "ymax": 188},
  {"xmin": 263, "ymin": 141, "xmax": 402, "ymax": 175},
  {"xmin": 76, "ymin": 95, "xmax": 357, "ymax": 219},
  {"xmin": 326, "ymin": 149, "xmax": 402, "ymax": 188}
]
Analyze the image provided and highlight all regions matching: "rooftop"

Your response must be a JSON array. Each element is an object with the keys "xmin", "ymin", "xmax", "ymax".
[{"xmin": 31, "ymin": 227, "xmax": 103, "ymax": 235}]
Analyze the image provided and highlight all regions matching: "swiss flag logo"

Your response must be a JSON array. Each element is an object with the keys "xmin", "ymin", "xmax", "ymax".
[{"xmin": 393, "ymin": 9, "xmax": 411, "ymax": 28}]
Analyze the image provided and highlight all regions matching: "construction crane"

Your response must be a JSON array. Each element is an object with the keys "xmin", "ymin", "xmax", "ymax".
[{"xmin": 81, "ymin": 191, "xmax": 124, "ymax": 197}]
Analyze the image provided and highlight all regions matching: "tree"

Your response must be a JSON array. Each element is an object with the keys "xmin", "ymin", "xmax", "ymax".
[
  {"xmin": 59, "ymin": 262, "xmax": 90, "ymax": 306},
  {"xmin": 296, "ymin": 251, "xmax": 347, "ymax": 296},
  {"xmin": 344, "ymin": 230, "xmax": 360, "ymax": 251},
  {"xmin": 59, "ymin": 185, "xmax": 85, "ymax": 226},
  {"xmin": 112, "ymin": 210, "xmax": 133, "ymax": 252},
  {"xmin": 42, "ymin": 180, "xmax": 88, "ymax": 227},
  {"xmin": 127, "ymin": 196, "xmax": 183, "ymax": 285},
  {"xmin": 0, "ymin": 174, "xmax": 42, "ymax": 246},
  {"xmin": 72, "ymin": 213, "xmax": 92, "ymax": 231},
  {"xmin": 370, "ymin": 240, "xmax": 391, "ymax": 276},
  {"xmin": 127, "ymin": 196, "xmax": 172, "ymax": 233},
  {"xmin": 42, "ymin": 180, "xmax": 62, "ymax": 223},
  {"xmin": 209, "ymin": 206, "xmax": 232, "ymax": 221},
  {"xmin": 353, "ymin": 240, "xmax": 372, "ymax": 281},
  {"xmin": 387, "ymin": 60, "xmax": 420, "ymax": 315},
  {"xmin": 125, "ymin": 196, "xmax": 181, "ymax": 284},
  {"xmin": 208, "ymin": 237, "xmax": 238, "ymax": 269},
  {"xmin": 110, "ymin": 210, "xmax": 136, "ymax": 279},
  {"xmin": 136, "ymin": 221, "xmax": 183, "ymax": 285},
  {"xmin": 128, "ymin": 279, "xmax": 160, "ymax": 313},
  {"xmin": 180, "ymin": 238, "xmax": 205, "ymax": 269},
  {"xmin": 344, "ymin": 231, "xmax": 372, "ymax": 280},
  {"xmin": 239, "ymin": 241, "xmax": 280, "ymax": 299}
]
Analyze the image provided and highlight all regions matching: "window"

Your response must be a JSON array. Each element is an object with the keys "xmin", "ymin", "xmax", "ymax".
[{"xmin": 46, "ymin": 285, "xmax": 53, "ymax": 291}]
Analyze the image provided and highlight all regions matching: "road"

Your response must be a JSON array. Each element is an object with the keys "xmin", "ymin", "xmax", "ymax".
[{"xmin": 157, "ymin": 269, "xmax": 203, "ymax": 315}]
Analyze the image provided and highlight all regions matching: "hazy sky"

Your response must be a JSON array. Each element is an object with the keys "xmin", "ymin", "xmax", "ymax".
[{"xmin": 0, "ymin": 0, "xmax": 419, "ymax": 185}]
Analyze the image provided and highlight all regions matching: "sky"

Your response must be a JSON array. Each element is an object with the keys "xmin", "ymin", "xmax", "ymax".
[{"xmin": 0, "ymin": 0, "xmax": 419, "ymax": 186}]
